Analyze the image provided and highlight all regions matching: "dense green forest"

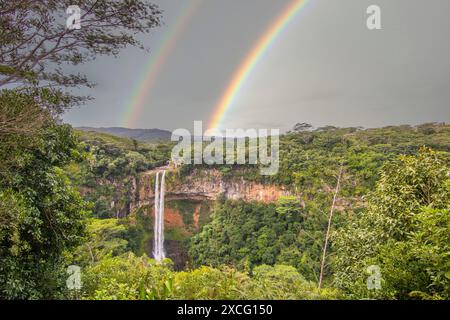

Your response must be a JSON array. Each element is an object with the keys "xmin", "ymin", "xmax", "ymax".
[
  {"xmin": 67, "ymin": 130, "xmax": 172, "ymax": 218},
  {"xmin": 1, "ymin": 113, "xmax": 449, "ymax": 299},
  {"xmin": 0, "ymin": 0, "xmax": 449, "ymax": 301}
]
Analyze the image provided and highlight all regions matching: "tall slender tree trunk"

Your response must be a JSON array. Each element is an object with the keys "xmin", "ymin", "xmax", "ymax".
[{"xmin": 318, "ymin": 162, "xmax": 344, "ymax": 289}]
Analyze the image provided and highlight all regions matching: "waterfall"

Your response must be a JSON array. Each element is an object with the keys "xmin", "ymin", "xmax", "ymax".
[{"xmin": 153, "ymin": 170, "xmax": 166, "ymax": 261}]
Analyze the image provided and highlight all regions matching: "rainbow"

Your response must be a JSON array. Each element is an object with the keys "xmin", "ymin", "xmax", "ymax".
[
  {"xmin": 208, "ymin": 0, "xmax": 310, "ymax": 130},
  {"xmin": 122, "ymin": 0, "xmax": 203, "ymax": 128}
]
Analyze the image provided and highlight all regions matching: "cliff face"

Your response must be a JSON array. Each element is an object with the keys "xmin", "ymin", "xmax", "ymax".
[
  {"xmin": 80, "ymin": 167, "xmax": 290, "ymax": 220},
  {"xmin": 83, "ymin": 167, "xmax": 356, "ymax": 219},
  {"xmin": 135, "ymin": 168, "xmax": 292, "ymax": 208},
  {"xmin": 130, "ymin": 168, "xmax": 293, "ymax": 269}
]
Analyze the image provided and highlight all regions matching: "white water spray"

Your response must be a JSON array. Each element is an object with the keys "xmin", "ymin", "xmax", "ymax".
[{"xmin": 153, "ymin": 170, "xmax": 166, "ymax": 261}]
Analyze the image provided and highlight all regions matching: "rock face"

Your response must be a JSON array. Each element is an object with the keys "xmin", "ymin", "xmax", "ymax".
[
  {"xmin": 131, "ymin": 168, "xmax": 292, "ymax": 270},
  {"xmin": 80, "ymin": 168, "xmax": 291, "ymax": 221},
  {"xmin": 134, "ymin": 168, "xmax": 292, "ymax": 209}
]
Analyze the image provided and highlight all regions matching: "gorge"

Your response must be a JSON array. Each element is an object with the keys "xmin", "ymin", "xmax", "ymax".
[
  {"xmin": 137, "ymin": 168, "xmax": 293, "ymax": 268},
  {"xmin": 64, "ymin": 124, "xmax": 449, "ymax": 299}
]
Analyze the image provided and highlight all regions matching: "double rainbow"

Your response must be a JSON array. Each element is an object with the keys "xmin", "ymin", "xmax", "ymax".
[
  {"xmin": 208, "ymin": 0, "xmax": 310, "ymax": 130},
  {"xmin": 122, "ymin": 0, "xmax": 310, "ymax": 129},
  {"xmin": 122, "ymin": 0, "xmax": 203, "ymax": 128}
]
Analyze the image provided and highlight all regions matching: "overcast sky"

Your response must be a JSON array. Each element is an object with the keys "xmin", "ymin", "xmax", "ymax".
[{"xmin": 63, "ymin": 0, "xmax": 450, "ymax": 132}]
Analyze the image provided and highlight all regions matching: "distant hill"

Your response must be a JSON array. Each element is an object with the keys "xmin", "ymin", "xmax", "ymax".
[{"xmin": 77, "ymin": 127, "xmax": 172, "ymax": 142}]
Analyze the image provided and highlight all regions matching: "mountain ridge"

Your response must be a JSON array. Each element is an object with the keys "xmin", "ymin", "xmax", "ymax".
[{"xmin": 76, "ymin": 126, "xmax": 172, "ymax": 141}]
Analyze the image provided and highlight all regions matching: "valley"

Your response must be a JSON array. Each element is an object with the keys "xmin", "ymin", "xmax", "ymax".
[{"xmin": 55, "ymin": 123, "xmax": 449, "ymax": 299}]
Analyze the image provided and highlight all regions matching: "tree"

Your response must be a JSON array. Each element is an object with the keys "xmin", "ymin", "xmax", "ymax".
[
  {"xmin": 82, "ymin": 252, "xmax": 173, "ymax": 300},
  {"xmin": 292, "ymin": 122, "xmax": 313, "ymax": 133},
  {"xmin": 0, "ymin": 123, "xmax": 89, "ymax": 299},
  {"xmin": 71, "ymin": 218, "xmax": 128, "ymax": 266},
  {"xmin": 0, "ymin": 0, "xmax": 161, "ymax": 110},
  {"xmin": 189, "ymin": 199, "xmax": 305, "ymax": 272},
  {"xmin": 332, "ymin": 148, "xmax": 449, "ymax": 299},
  {"xmin": 0, "ymin": 89, "xmax": 51, "ymax": 178},
  {"xmin": 319, "ymin": 162, "xmax": 343, "ymax": 289},
  {"xmin": 0, "ymin": 1, "xmax": 164, "ymax": 298},
  {"xmin": 0, "ymin": 89, "xmax": 49, "ymax": 136},
  {"xmin": 132, "ymin": 138, "xmax": 139, "ymax": 151},
  {"xmin": 275, "ymin": 196, "xmax": 302, "ymax": 220},
  {"xmin": 374, "ymin": 207, "xmax": 449, "ymax": 299},
  {"xmin": 173, "ymin": 266, "xmax": 248, "ymax": 300}
]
